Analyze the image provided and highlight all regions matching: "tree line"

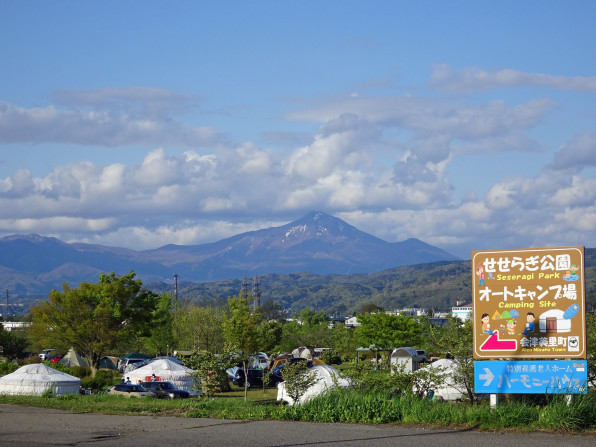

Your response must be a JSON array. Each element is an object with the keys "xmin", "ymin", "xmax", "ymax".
[{"xmin": 2, "ymin": 271, "xmax": 594, "ymax": 394}]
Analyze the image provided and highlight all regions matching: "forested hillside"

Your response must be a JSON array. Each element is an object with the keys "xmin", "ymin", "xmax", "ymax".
[{"xmin": 147, "ymin": 249, "xmax": 596, "ymax": 315}]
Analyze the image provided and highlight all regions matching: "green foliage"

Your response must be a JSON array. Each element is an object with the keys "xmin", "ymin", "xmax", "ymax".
[
  {"xmin": 42, "ymin": 360, "xmax": 75, "ymax": 376},
  {"xmin": 146, "ymin": 260, "xmax": 476, "ymax": 314},
  {"xmin": 428, "ymin": 317, "xmax": 475, "ymax": 402},
  {"xmin": 276, "ymin": 309, "xmax": 333, "ymax": 352},
  {"xmin": 184, "ymin": 351, "xmax": 231, "ymax": 398},
  {"xmin": 360, "ymin": 303, "xmax": 383, "ymax": 314},
  {"xmin": 586, "ymin": 313, "xmax": 595, "ymax": 387},
  {"xmin": 142, "ymin": 293, "xmax": 176, "ymax": 356},
  {"xmin": 70, "ymin": 366, "xmax": 92, "ymax": 379},
  {"xmin": 0, "ymin": 326, "xmax": 29, "ymax": 361},
  {"xmin": 173, "ymin": 303, "xmax": 225, "ymax": 353},
  {"xmin": 80, "ymin": 369, "xmax": 118, "ymax": 391},
  {"xmin": 356, "ymin": 313, "xmax": 422, "ymax": 365},
  {"xmin": 256, "ymin": 320, "xmax": 282, "ymax": 353},
  {"xmin": 0, "ymin": 360, "xmax": 19, "ymax": 377},
  {"xmin": 340, "ymin": 359, "xmax": 392, "ymax": 392},
  {"xmin": 320, "ymin": 349, "xmax": 341, "ymax": 365},
  {"xmin": 280, "ymin": 360, "xmax": 319, "ymax": 405},
  {"xmin": 29, "ymin": 271, "xmax": 159, "ymax": 375},
  {"xmin": 41, "ymin": 388, "xmax": 54, "ymax": 398},
  {"xmin": 0, "ymin": 387, "xmax": 594, "ymax": 432},
  {"xmin": 388, "ymin": 361, "xmax": 447, "ymax": 397},
  {"xmin": 222, "ymin": 295, "xmax": 262, "ymax": 400}
]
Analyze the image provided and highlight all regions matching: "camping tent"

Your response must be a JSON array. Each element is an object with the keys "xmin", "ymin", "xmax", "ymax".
[
  {"xmin": 277, "ymin": 365, "xmax": 350, "ymax": 405},
  {"xmin": 424, "ymin": 358, "xmax": 465, "ymax": 401},
  {"xmin": 0, "ymin": 364, "xmax": 80, "ymax": 396},
  {"xmin": 124, "ymin": 359, "xmax": 199, "ymax": 392},
  {"xmin": 60, "ymin": 347, "xmax": 89, "ymax": 368},
  {"xmin": 390, "ymin": 347, "xmax": 426, "ymax": 373},
  {"xmin": 98, "ymin": 356, "xmax": 118, "ymax": 370}
]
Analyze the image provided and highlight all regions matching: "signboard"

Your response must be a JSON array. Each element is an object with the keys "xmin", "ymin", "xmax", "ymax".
[
  {"xmin": 472, "ymin": 246, "xmax": 585, "ymax": 359},
  {"xmin": 474, "ymin": 360, "xmax": 588, "ymax": 394}
]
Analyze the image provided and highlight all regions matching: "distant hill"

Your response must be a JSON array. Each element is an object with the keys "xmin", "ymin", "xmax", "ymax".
[
  {"xmin": 148, "ymin": 249, "xmax": 596, "ymax": 315},
  {"xmin": 0, "ymin": 211, "xmax": 459, "ymax": 298}
]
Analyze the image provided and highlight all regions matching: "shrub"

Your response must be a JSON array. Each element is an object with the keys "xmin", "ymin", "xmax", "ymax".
[
  {"xmin": 320, "ymin": 349, "xmax": 342, "ymax": 365},
  {"xmin": 80, "ymin": 370, "xmax": 118, "ymax": 391},
  {"xmin": 0, "ymin": 360, "xmax": 19, "ymax": 377},
  {"xmin": 281, "ymin": 361, "xmax": 319, "ymax": 404}
]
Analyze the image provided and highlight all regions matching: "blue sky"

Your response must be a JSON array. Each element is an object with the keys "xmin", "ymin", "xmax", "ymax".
[{"xmin": 1, "ymin": 1, "xmax": 595, "ymax": 260}]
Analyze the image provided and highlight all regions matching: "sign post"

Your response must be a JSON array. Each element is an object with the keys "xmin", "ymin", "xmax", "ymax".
[{"xmin": 471, "ymin": 246, "xmax": 587, "ymax": 402}]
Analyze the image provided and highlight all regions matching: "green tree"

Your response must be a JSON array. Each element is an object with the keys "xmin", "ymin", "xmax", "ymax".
[
  {"xmin": 428, "ymin": 317, "xmax": 476, "ymax": 402},
  {"xmin": 0, "ymin": 325, "xmax": 29, "ymax": 361},
  {"xmin": 257, "ymin": 300, "xmax": 286, "ymax": 321},
  {"xmin": 256, "ymin": 320, "xmax": 282, "ymax": 353},
  {"xmin": 222, "ymin": 294, "xmax": 261, "ymax": 400},
  {"xmin": 173, "ymin": 304, "xmax": 225, "ymax": 353},
  {"xmin": 356, "ymin": 313, "xmax": 422, "ymax": 367},
  {"xmin": 142, "ymin": 293, "xmax": 176, "ymax": 356},
  {"xmin": 185, "ymin": 351, "xmax": 231, "ymax": 398},
  {"xmin": 360, "ymin": 303, "xmax": 383, "ymax": 314},
  {"xmin": 280, "ymin": 360, "xmax": 319, "ymax": 405},
  {"xmin": 29, "ymin": 271, "xmax": 158, "ymax": 376},
  {"xmin": 277, "ymin": 308, "xmax": 330, "ymax": 351}
]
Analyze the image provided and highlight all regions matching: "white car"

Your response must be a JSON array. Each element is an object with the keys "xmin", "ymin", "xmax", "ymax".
[{"xmin": 39, "ymin": 349, "xmax": 56, "ymax": 361}]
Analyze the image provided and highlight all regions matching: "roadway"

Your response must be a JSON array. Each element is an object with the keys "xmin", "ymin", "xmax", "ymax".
[{"xmin": 0, "ymin": 404, "xmax": 593, "ymax": 446}]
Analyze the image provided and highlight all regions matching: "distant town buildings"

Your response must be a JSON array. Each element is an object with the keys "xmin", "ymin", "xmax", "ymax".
[{"xmin": 451, "ymin": 301, "xmax": 473, "ymax": 322}]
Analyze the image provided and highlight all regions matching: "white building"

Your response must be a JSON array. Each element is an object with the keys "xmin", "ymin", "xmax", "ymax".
[{"xmin": 451, "ymin": 303, "xmax": 473, "ymax": 322}]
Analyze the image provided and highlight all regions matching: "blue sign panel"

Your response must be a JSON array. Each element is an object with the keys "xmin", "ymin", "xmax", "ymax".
[{"xmin": 474, "ymin": 360, "xmax": 587, "ymax": 394}]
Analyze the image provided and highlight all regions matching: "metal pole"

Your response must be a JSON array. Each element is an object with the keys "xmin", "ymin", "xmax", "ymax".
[{"xmin": 173, "ymin": 274, "xmax": 179, "ymax": 311}]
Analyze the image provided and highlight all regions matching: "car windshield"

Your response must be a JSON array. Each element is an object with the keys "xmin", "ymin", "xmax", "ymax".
[{"xmin": 159, "ymin": 382, "xmax": 176, "ymax": 390}]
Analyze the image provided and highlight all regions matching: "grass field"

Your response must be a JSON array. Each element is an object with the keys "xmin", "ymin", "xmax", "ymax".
[{"xmin": 0, "ymin": 386, "xmax": 594, "ymax": 434}]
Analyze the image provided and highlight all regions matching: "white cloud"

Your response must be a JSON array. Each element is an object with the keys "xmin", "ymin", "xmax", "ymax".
[
  {"xmin": 1, "ymin": 66, "xmax": 595, "ymax": 257},
  {"xmin": 430, "ymin": 64, "xmax": 596, "ymax": 93},
  {"xmin": 549, "ymin": 131, "xmax": 596, "ymax": 171}
]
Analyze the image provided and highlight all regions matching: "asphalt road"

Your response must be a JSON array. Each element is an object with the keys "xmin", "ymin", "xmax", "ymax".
[{"xmin": 0, "ymin": 404, "xmax": 593, "ymax": 447}]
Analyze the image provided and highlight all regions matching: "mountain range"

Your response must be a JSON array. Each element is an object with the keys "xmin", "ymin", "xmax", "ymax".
[{"xmin": 0, "ymin": 211, "xmax": 459, "ymax": 298}]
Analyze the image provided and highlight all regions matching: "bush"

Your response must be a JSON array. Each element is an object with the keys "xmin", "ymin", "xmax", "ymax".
[
  {"xmin": 320, "ymin": 349, "xmax": 342, "ymax": 365},
  {"xmin": 43, "ymin": 361, "xmax": 75, "ymax": 376},
  {"xmin": 70, "ymin": 366, "xmax": 91, "ymax": 379},
  {"xmin": 0, "ymin": 360, "xmax": 19, "ymax": 377},
  {"xmin": 80, "ymin": 370, "xmax": 118, "ymax": 391}
]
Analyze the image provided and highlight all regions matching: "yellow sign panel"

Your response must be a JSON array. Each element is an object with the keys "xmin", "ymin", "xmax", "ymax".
[{"xmin": 472, "ymin": 246, "xmax": 586, "ymax": 359}]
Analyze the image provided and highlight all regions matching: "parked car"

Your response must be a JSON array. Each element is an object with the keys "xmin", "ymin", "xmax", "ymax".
[
  {"xmin": 229, "ymin": 367, "xmax": 264, "ymax": 387},
  {"xmin": 49, "ymin": 355, "xmax": 64, "ymax": 364},
  {"xmin": 140, "ymin": 381, "xmax": 190, "ymax": 399},
  {"xmin": 107, "ymin": 384, "xmax": 156, "ymax": 398},
  {"xmin": 39, "ymin": 349, "xmax": 57, "ymax": 361},
  {"xmin": 269, "ymin": 358, "xmax": 317, "ymax": 385}
]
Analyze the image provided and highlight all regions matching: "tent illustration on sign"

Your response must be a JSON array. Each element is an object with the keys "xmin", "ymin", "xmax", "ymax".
[{"xmin": 538, "ymin": 304, "xmax": 579, "ymax": 333}]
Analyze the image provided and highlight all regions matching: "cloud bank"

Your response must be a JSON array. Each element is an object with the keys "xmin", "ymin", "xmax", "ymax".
[{"xmin": 1, "ymin": 66, "xmax": 594, "ymax": 258}]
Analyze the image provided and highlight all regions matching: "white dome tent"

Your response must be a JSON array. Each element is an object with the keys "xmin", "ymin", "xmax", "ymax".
[
  {"xmin": 277, "ymin": 365, "xmax": 350, "ymax": 405},
  {"xmin": 125, "ymin": 359, "xmax": 199, "ymax": 392},
  {"xmin": 0, "ymin": 364, "xmax": 81, "ymax": 396}
]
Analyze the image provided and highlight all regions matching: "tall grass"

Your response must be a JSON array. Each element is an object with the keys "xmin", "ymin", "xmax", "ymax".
[{"xmin": 0, "ymin": 387, "xmax": 594, "ymax": 432}]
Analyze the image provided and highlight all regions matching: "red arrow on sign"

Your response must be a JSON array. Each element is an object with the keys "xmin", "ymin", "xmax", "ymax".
[{"xmin": 479, "ymin": 331, "xmax": 518, "ymax": 351}]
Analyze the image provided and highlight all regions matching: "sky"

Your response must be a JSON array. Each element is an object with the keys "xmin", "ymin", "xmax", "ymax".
[{"xmin": 1, "ymin": 1, "xmax": 595, "ymax": 260}]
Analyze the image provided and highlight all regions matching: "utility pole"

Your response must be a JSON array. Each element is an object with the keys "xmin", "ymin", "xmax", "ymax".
[
  {"xmin": 173, "ymin": 274, "xmax": 179, "ymax": 312},
  {"xmin": 4, "ymin": 289, "xmax": 8, "ymax": 321}
]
